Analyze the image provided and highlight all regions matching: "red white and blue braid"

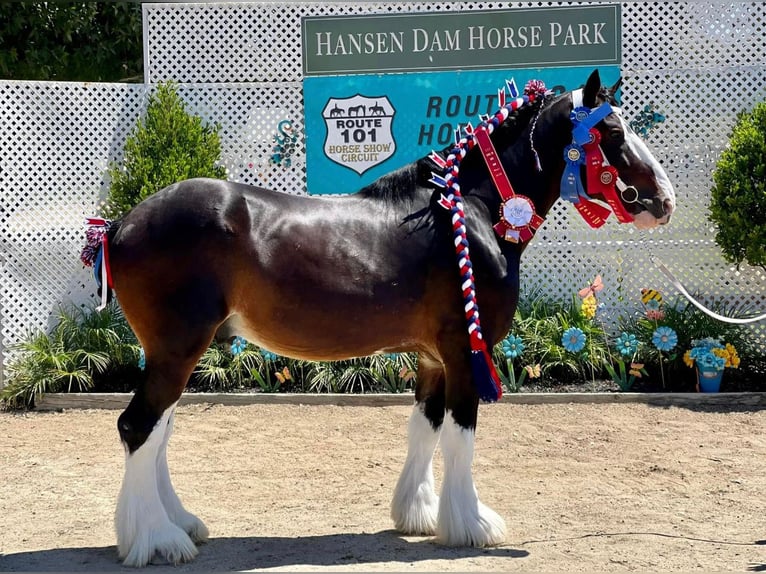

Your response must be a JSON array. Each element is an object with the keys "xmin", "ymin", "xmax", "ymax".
[{"xmin": 429, "ymin": 79, "xmax": 548, "ymax": 402}]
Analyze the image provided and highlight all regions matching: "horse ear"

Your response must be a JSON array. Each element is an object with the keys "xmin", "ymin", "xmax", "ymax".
[
  {"xmin": 583, "ymin": 69, "xmax": 602, "ymax": 108},
  {"xmin": 609, "ymin": 77, "xmax": 623, "ymax": 95}
]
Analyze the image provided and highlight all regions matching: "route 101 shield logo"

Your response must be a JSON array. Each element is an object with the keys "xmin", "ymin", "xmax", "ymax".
[{"xmin": 322, "ymin": 94, "xmax": 396, "ymax": 175}]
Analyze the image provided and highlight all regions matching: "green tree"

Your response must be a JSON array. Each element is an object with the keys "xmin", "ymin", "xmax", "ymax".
[
  {"xmin": 709, "ymin": 102, "xmax": 766, "ymax": 271},
  {"xmin": 0, "ymin": 2, "xmax": 142, "ymax": 82},
  {"xmin": 105, "ymin": 82, "xmax": 227, "ymax": 217}
]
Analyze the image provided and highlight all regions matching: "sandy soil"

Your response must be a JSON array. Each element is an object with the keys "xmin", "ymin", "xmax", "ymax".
[{"xmin": 2, "ymin": 401, "xmax": 766, "ymax": 572}]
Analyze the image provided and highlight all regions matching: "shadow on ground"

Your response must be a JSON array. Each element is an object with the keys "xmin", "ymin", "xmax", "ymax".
[{"xmin": 0, "ymin": 531, "xmax": 529, "ymax": 572}]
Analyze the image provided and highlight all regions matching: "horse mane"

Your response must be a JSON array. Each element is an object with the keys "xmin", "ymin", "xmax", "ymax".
[
  {"xmin": 355, "ymin": 94, "xmax": 549, "ymax": 203},
  {"xmin": 356, "ymin": 162, "xmax": 422, "ymax": 203}
]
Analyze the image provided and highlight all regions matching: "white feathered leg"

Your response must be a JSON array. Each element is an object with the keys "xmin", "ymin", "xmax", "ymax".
[
  {"xmin": 115, "ymin": 402, "xmax": 198, "ymax": 567},
  {"xmin": 391, "ymin": 402, "xmax": 441, "ymax": 535},
  {"xmin": 156, "ymin": 407, "xmax": 209, "ymax": 543},
  {"xmin": 436, "ymin": 410, "xmax": 506, "ymax": 547}
]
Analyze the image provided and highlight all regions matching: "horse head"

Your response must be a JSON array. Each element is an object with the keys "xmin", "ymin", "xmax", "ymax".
[{"xmin": 576, "ymin": 69, "xmax": 675, "ymax": 229}]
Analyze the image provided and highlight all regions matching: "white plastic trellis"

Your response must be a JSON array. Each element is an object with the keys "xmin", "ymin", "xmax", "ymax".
[{"xmin": 1, "ymin": 1, "xmax": 765, "ymax": 386}]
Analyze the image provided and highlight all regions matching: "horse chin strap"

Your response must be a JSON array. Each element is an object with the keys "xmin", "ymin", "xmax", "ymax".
[{"xmin": 562, "ymin": 90, "xmax": 637, "ymax": 228}]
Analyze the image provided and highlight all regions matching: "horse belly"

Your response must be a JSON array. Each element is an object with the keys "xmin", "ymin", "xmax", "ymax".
[{"xmin": 225, "ymin": 269, "xmax": 427, "ymax": 361}]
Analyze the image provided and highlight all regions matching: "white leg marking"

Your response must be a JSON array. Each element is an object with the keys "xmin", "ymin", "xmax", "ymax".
[
  {"xmin": 391, "ymin": 402, "xmax": 441, "ymax": 535},
  {"xmin": 157, "ymin": 408, "xmax": 209, "ymax": 543},
  {"xmin": 436, "ymin": 411, "xmax": 506, "ymax": 547},
  {"xmin": 115, "ymin": 402, "xmax": 198, "ymax": 567}
]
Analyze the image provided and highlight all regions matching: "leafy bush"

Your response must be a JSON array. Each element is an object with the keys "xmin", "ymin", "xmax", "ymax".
[
  {"xmin": 709, "ymin": 101, "xmax": 766, "ymax": 270},
  {"xmin": 104, "ymin": 82, "xmax": 227, "ymax": 218},
  {"xmin": 0, "ymin": 303, "xmax": 140, "ymax": 407}
]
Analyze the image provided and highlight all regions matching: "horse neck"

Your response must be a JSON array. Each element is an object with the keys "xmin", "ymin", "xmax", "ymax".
[{"xmin": 499, "ymin": 95, "xmax": 572, "ymax": 220}]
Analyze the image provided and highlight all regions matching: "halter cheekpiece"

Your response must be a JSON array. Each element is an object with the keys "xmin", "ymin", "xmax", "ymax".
[{"xmin": 561, "ymin": 89, "xmax": 636, "ymax": 227}]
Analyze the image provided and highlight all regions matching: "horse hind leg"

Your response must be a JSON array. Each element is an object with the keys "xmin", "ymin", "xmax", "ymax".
[
  {"xmin": 115, "ymin": 317, "xmax": 220, "ymax": 566},
  {"xmin": 436, "ymin": 359, "xmax": 506, "ymax": 547},
  {"xmin": 156, "ymin": 407, "xmax": 209, "ymax": 543},
  {"xmin": 116, "ymin": 399, "xmax": 198, "ymax": 567},
  {"xmin": 391, "ymin": 354, "xmax": 444, "ymax": 535}
]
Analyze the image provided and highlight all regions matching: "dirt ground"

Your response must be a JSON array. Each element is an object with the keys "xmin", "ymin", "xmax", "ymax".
[{"xmin": 2, "ymin": 401, "xmax": 766, "ymax": 572}]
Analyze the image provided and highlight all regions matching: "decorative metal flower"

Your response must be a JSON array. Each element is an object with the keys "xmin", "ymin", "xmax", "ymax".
[
  {"xmin": 260, "ymin": 348, "xmax": 278, "ymax": 362},
  {"xmin": 645, "ymin": 309, "xmax": 666, "ymax": 321},
  {"xmin": 687, "ymin": 338, "xmax": 740, "ymax": 371},
  {"xmin": 615, "ymin": 332, "xmax": 639, "ymax": 357},
  {"xmin": 698, "ymin": 352, "xmax": 725, "ymax": 371},
  {"xmin": 561, "ymin": 327, "xmax": 587, "ymax": 353},
  {"xmin": 231, "ymin": 336, "xmax": 247, "ymax": 356},
  {"xmin": 652, "ymin": 326, "xmax": 678, "ymax": 352},
  {"xmin": 502, "ymin": 335, "xmax": 525, "ymax": 359}
]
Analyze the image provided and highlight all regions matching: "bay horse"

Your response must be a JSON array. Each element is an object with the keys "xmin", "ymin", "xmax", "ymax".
[{"xmin": 104, "ymin": 69, "xmax": 674, "ymax": 566}]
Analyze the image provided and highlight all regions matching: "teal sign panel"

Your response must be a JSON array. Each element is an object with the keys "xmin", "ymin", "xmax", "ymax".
[{"xmin": 304, "ymin": 65, "xmax": 621, "ymax": 195}]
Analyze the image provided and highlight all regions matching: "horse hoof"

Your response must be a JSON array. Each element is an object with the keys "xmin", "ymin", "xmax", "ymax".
[
  {"xmin": 391, "ymin": 492, "xmax": 439, "ymax": 535},
  {"xmin": 436, "ymin": 501, "xmax": 507, "ymax": 547},
  {"xmin": 120, "ymin": 522, "xmax": 198, "ymax": 567},
  {"xmin": 172, "ymin": 510, "xmax": 209, "ymax": 544}
]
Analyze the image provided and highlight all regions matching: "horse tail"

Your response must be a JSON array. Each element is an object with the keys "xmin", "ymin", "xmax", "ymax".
[{"xmin": 82, "ymin": 217, "xmax": 121, "ymax": 309}]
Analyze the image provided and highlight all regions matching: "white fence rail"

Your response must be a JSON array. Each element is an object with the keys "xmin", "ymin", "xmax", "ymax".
[{"xmin": 1, "ymin": 1, "xmax": 765, "ymax": 385}]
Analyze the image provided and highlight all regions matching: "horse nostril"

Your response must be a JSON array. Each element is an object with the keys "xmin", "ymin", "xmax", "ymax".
[{"xmin": 663, "ymin": 198, "xmax": 675, "ymax": 216}]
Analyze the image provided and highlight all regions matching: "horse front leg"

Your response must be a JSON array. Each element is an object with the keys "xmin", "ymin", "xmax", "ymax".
[
  {"xmin": 156, "ymin": 408, "xmax": 209, "ymax": 544},
  {"xmin": 391, "ymin": 354, "xmax": 444, "ymax": 535},
  {"xmin": 436, "ymin": 359, "xmax": 506, "ymax": 547}
]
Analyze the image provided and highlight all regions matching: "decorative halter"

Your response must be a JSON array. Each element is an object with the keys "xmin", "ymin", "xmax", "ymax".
[
  {"xmin": 560, "ymin": 89, "xmax": 636, "ymax": 227},
  {"xmin": 428, "ymin": 78, "xmax": 549, "ymax": 403}
]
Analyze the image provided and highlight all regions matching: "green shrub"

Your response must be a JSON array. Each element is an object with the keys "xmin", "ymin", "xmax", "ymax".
[
  {"xmin": 709, "ymin": 101, "xmax": 766, "ymax": 270},
  {"xmin": 104, "ymin": 82, "xmax": 227, "ymax": 218},
  {"xmin": 0, "ymin": 303, "xmax": 140, "ymax": 407}
]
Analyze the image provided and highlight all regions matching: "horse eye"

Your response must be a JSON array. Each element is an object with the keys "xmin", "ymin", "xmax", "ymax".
[{"xmin": 609, "ymin": 128, "xmax": 624, "ymax": 141}]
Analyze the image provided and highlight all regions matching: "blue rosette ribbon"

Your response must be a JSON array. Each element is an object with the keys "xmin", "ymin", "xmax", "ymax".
[
  {"xmin": 561, "ymin": 143, "xmax": 586, "ymax": 203},
  {"xmin": 570, "ymin": 103, "xmax": 613, "ymax": 145}
]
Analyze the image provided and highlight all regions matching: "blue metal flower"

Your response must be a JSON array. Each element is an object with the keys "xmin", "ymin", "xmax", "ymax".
[
  {"xmin": 231, "ymin": 336, "xmax": 247, "ymax": 356},
  {"xmin": 698, "ymin": 352, "xmax": 725, "ymax": 371},
  {"xmin": 138, "ymin": 347, "xmax": 146, "ymax": 371},
  {"xmin": 260, "ymin": 348, "xmax": 278, "ymax": 362},
  {"xmin": 615, "ymin": 332, "xmax": 639, "ymax": 357},
  {"xmin": 652, "ymin": 326, "xmax": 678, "ymax": 352},
  {"xmin": 502, "ymin": 335, "xmax": 525, "ymax": 359},
  {"xmin": 561, "ymin": 327, "xmax": 586, "ymax": 353}
]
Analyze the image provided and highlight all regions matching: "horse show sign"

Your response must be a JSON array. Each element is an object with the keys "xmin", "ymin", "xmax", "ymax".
[{"xmin": 302, "ymin": 5, "xmax": 621, "ymax": 195}]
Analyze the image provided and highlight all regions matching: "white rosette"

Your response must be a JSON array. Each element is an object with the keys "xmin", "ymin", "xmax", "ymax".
[{"xmin": 501, "ymin": 197, "xmax": 534, "ymax": 228}]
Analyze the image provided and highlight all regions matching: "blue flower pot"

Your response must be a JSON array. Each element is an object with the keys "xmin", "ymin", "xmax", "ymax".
[{"xmin": 697, "ymin": 367, "xmax": 723, "ymax": 393}]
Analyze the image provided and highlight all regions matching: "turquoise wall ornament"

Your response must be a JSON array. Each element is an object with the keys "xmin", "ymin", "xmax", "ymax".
[
  {"xmin": 270, "ymin": 119, "xmax": 298, "ymax": 167},
  {"xmin": 629, "ymin": 104, "xmax": 665, "ymax": 137}
]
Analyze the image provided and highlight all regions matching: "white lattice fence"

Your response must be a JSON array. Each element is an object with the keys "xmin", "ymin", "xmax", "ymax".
[{"xmin": 1, "ymin": 1, "xmax": 765, "ymax": 386}]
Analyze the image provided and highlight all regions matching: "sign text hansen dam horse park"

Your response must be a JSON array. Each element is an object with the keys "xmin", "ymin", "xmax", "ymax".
[{"xmin": 301, "ymin": 5, "xmax": 620, "ymax": 195}]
